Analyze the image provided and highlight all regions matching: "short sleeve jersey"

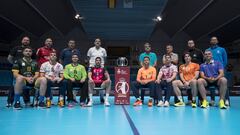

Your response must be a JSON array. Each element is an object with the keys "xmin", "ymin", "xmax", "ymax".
[
  {"xmin": 179, "ymin": 62, "xmax": 200, "ymax": 81},
  {"xmin": 12, "ymin": 58, "xmax": 38, "ymax": 77},
  {"xmin": 90, "ymin": 67, "xmax": 106, "ymax": 84},
  {"xmin": 159, "ymin": 64, "xmax": 178, "ymax": 80},
  {"xmin": 40, "ymin": 61, "xmax": 63, "ymax": 79},
  {"xmin": 87, "ymin": 47, "xmax": 107, "ymax": 67}
]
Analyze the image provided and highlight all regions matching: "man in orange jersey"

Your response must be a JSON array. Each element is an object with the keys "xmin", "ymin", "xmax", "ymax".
[
  {"xmin": 132, "ymin": 56, "xmax": 156, "ymax": 107},
  {"xmin": 172, "ymin": 52, "xmax": 200, "ymax": 108}
]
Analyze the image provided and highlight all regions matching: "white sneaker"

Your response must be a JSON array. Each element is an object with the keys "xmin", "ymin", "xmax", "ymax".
[
  {"xmin": 104, "ymin": 101, "xmax": 110, "ymax": 107},
  {"xmin": 164, "ymin": 101, "xmax": 169, "ymax": 107},
  {"xmin": 87, "ymin": 100, "xmax": 93, "ymax": 107},
  {"xmin": 225, "ymin": 100, "xmax": 230, "ymax": 106},
  {"xmin": 157, "ymin": 100, "xmax": 164, "ymax": 107}
]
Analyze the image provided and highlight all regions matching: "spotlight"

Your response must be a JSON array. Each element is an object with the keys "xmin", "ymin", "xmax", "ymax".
[
  {"xmin": 74, "ymin": 14, "xmax": 83, "ymax": 20},
  {"xmin": 153, "ymin": 16, "xmax": 162, "ymax": 22},
  {"xmin": 75, "ymin": 14, "xmax": 80, "ymax": 19},
  {"xmin": 157, "ymin": 16, "xmax": 162, "ymax": 21}
]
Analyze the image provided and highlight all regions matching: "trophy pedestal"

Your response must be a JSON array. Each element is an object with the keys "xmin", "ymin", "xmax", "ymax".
[{"xmin": 114, "ymin": 66, "xmax": 130, "ymax": 105}]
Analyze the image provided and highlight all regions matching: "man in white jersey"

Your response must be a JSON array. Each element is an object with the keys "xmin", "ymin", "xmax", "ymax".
[
  {"xmin": 36, "ymin": 52, "xmax": 65, "ymax": 108},
  {"xmin": 87, "ymin": 38, "xmax": 107, "ymax": 68}
]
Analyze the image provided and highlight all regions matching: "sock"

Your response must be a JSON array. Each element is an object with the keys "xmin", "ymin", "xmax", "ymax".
[
  {"xmin": 89, "ymin": 94, "xmax": 93, "ymax": 101},
  {"xmin": 192, "ymin": 97, "xmax": 196, "ymax": 103},
  {"xmin": 105, "ymin": 93, "xmax": 109, "ymax": 101},
  {"xmin": 46, "ymin": 97, "xmax": 50, "ymax": 101},
  {"xmin": 178, "ymin": 96, "xmax": 183, "ymax": 102},
  {"xmin": 137, "ymin": 98, "xmax": 141, "ymax": 101},
  {"xmin": 39, "ymin": 96, "xmax": 44, "ymax": 102},
  {"xmin": 59, "ymin": 96, "xmax": 64, "ymax": 101},
  {"xmin": 14, "ymin": 94, "xmax": 20, "ymax": 102}
]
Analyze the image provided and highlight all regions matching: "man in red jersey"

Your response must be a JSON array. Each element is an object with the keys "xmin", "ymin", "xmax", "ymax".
[
  {"xmin": 36, "ymin": 38, "xmax": 56, "ymax": 67},
  {"xmin": 87, "ymin": 57, "xmax": 111, "ymax": 107}
]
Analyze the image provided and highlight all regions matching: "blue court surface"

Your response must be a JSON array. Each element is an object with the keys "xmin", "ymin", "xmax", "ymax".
[{"xmin": 0, "ymin": 96, "xmax": 239, "ymax": 135}]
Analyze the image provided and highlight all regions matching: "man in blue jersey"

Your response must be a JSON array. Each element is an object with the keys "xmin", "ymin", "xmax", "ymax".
[
  {"xmin": 207, "ymin": 36, "xmax": 229, "ymax": 106},
  {"xmin": 197, "ymin": 50, "xmax": 227, "ymax": 109},
  {"xmin": 207, "ymin": 37, "xmax": 227, "ymax": 68},
  {"xmin": 139, "ymin": 42, "xmax": 157, "ymax": 67},
  {"xmin": 60, "ymin": 40, "xmax": 80, "ymax": 67}
]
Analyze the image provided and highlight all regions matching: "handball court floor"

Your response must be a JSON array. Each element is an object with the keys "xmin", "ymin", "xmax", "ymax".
[{"xmin": 0, "ymin": 96, "xmax": 239, "ymax": 135}]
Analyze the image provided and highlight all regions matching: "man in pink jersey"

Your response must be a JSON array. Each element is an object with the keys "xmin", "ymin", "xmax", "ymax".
[{"xmin": 87, "ymin": 57, "xmax": 111, "ymax": 107}]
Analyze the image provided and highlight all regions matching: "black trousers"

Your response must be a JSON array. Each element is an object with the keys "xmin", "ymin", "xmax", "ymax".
[
  {"xmin": 155, "ymin": 80, "xmax": 172, "ymax": 102},
  {"xmin": 65, "ymin": 79, "xmax": 88, "ymax": 103},
  {"xmin": 132, "ymin": 81, "xmax": 155, "ymax": 100}
]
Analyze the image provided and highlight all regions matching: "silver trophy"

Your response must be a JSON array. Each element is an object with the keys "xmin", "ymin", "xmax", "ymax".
[{"xmin": 117, "ymin": 57, "xmax": 128, "ymax": 66}]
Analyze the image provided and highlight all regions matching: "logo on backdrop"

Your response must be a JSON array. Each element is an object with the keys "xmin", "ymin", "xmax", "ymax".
[{"xmin": 115, "ymin": 78, "xmax": 129, "ymax": 96}]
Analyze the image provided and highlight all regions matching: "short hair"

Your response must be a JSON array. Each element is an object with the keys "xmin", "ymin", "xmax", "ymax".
[
  {"xmin": 164, "ymin": 54, "xmax": 171, "ymax": 58},
  {"xmin": 95, "ymin": 57, "xmax": 101, "ymax": 61},
  {"xmin": 68, "ymin": 39, "xmax": 75, "ymax": 42},
  {"xmin": 166, "ymin": 44, "xmax": 173, "ymax": 48},
  {"xmin": 143, "ymin": 56, "xmax": 150, "ymax": 60},
  {"xmin": 183, "ymin": 52, "xmax": 191, "ymax": 57},
  {"xmin": 144, "ymin": 42, "xmax": 151, "ymax": 47},
  {"xmin": 72, "ymin": 53, "xmax": 79, "ymax": 57},
  {"xmin": 204, "ymin": 49, "xmax": 212, "ymax": 54},
  {"xmin": 23, "ymin": 46, "xmax": 32, "ymax": 51}
]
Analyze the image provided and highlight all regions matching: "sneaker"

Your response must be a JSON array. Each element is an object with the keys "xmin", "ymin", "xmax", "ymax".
[
  {"xmin": 73, "ymin": 99, "xmax": 78, "ymax": 104},
  {"xmin": 157, "ymin": 100, "xmax": 164, "ymax": 107},
  {"xmin": 38, "ymin": 102, "xmax": 46, "ymax": 108},
  {"xmin": 104, "ymin": 101, "xmax": 110, "ymax": 107},
  {"xmin": 209, "ymin": 100, "xmax": 215, "ymax": 106},
  {"xmin": 46, "ymin": 100, "xmax": 51, "ymax": 108},
  {"xmin": 201, "ymin": 100, "xmax": 209, "ymax": 108},
  {"xmin": 58, "ymin": 100, "xmax": 64, "ymax": 108},
  {"xmin": 174, "ymin": 101, "xmax": 185, "ymax": 107},
  {"xmin": 87, "ymin": 100, "xmax": 93, "ymax": 107},
  {"xmin": 164, "ymin": 101, "xmax": 170, "ymax": 107},
  {"xmin": 80, "ymin": 102, "xmax": 86, "ymax": 107},
  {"xmin": 191, "ymin": 102, "xmax": 197, "ymax": 108},
  {"xmin": 24, "ymin": 102, "xmax": 31, "ymax": 107},
  {"xmin": 225, "ymin": 100, "xmax": 230, "ymax": 107},
  {"xmin": 186, "ymin": 100, "xmax": 192, "ymax": 105},
  {"xmin": 100, "ymin": 97, "xmax": 105, "ymax": 104},
  {"xmin": 148, "ymin": 99, "xmax": 153, "ymax": 107},
  {"xmin": 219, "ymin": 99, "xmax": 227, "ymax": 109},
  {"xmin": 68, "ymin": 101, "xmax": 74, "ymax": 107},
  {"xmin": 13, "ymin": 101, "xmax": 22, "ymax": 110},
  {"xmin": 154, "ymin": 99, "xmax": 158, "ymax": 105},
  {"xmin": 133, "ymin": 99, "xmax": 142, "ymax": 106},
  {"xmin": 6, "ymin": 103, "xmax": 12, "ymax": 108},
  {"xmin": 33, "ymin": 98, "xmax": 38, "ymax": 107}
]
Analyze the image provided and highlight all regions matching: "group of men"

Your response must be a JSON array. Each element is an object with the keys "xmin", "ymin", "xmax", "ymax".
[
  {"xmin": 7, "ymin": 37, "xmax": 111, "ymax": 109},
  {"xmin": 7, "ymin": 35, "xmax": 229, "ymax": 110},
  {"xmin": 134, "ymin": 37, "xmax": 228, "ymax": 109}
]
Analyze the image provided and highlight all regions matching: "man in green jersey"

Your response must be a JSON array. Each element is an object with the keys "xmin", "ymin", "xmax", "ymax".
[{"xmin": 63, "ymin": 54, "xmax": 87, "ymax": 107}]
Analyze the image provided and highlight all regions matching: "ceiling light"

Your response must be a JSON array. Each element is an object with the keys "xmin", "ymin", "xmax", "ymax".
[
  {"xmin": 153, "ymin": 16, "xmax": 162, "ymax": 22},
  {"xmin": 157, "ymin": 16, "xmax": 162, "ymax": 21},
  {"xmin": 75, "ymin": 14, "xmax": 80, "ymax": 19}
]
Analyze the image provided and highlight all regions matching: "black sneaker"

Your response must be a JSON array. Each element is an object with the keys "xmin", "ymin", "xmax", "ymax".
[
  {"xmin": 14, "ymin": 101, "xmax": 22, "ymax": 110},
  {"xmin": 100, "ymin": 97, "xmax": 105, "ymax": 104},
  {"xmin": 38, "ymin": 102, "xmax": 46, "ymax": 108},
  {"xmin": 6, "ymin": 103, "xmax": 12, "ymax": 108}
]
